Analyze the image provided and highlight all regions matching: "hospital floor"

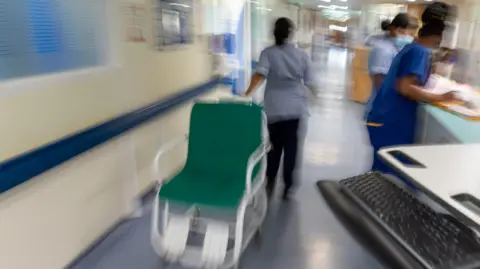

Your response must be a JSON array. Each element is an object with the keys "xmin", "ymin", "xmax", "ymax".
[{"xmin": 70, "ymin": 47, "xmax": 386, "ymax": 269}]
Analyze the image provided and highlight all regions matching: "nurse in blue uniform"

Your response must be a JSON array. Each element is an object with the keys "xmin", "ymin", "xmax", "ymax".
[{"xmin": 366, "ymin": 2, "xmax": 458, "ymax": 185}]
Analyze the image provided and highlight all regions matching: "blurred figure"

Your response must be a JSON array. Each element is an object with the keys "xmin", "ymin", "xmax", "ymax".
[
  {"xmin": 433, "ymin": 47, "xmax": 456, "ymax": 78},
  {"xmin": 407, "ymin": 16, "xmax": 420, "ymax": 37},
  {"xmin": 365, "ymin": 13, "xmax": 417, "ymax": 118},
  {"xmin": 364, "ymin": 19, "xmax": 391, "ymax": 47},
  {"xmin": 366, "ymin": 2, "xmax": 457, "ymax": 186},
  {"xmin": 244, "ymin": 17, "xmax": 317, "ymax": 200}
]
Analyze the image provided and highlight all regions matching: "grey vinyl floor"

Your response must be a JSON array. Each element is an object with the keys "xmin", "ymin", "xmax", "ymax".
[{"xmin": 70, "ymin": 47, "xmax": 386, "ymax": 269}]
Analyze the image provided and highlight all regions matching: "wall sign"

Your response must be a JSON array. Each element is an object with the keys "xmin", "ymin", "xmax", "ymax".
[
  {"xmin": 125, "ymin": 4, "xmax": 147, "ymax": 42},
  {"xmin": 154, "ymin": 0, "xmax": 194, "ymax": 49}
]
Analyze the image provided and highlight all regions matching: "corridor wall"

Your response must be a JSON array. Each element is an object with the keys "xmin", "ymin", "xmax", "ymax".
[{"xmin": 0, "ymin": 0, "xmax": 216, "ymax": 268}]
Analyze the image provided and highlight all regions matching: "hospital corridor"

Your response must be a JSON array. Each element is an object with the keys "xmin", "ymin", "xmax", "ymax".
[
  {"xmin": 69, "ymin": 48, "xmax": 381, "ymax": 269},
  {"xmin": 2, "ymin": 0, "xmax": 480, "ymax": 269}
]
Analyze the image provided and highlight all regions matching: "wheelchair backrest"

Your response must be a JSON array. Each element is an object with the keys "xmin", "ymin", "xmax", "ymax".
[{"xmin": 185, "ymin": 102, "xmax": 264, "ymax": 182}]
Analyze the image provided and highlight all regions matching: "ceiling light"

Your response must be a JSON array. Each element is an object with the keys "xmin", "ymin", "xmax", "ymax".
[
  {"xmin": 169, "ymin": 3, "xmax": 190, "ymax": 8},
  {"xmin": 339, "ymin": 0, "xmax": 347, "ymax": 2},
  {"xmin": 318, "ymin": 4, "xmax": 348, "ymax": 10},
  {"xmin": 407, "ymin": 0, "xmax": 416, "ymax": 2},
  {"xmin": 320, "ymin": 0, "xmax": 331, "ymax": 2},
  {"xmin": 331, "ymin": 5, "xmax": 348, "ymax": 10},
  {"xmin": 329, "ymin": 25, "xmax": 348, "ymax": 32}
]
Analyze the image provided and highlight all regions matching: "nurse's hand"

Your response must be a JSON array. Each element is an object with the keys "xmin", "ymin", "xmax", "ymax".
[
  {"xmin": 436, "ymin": 91, "xmax": 460, "ymax": 102},
  {"xmin": 240, "ymin": 89, "xmax": 252, "ymax": 97}
]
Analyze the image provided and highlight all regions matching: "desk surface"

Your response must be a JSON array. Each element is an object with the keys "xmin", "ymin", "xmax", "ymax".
[{"xmin": 378, "ymin": 144, "xmax": 480, "ymax": 227}]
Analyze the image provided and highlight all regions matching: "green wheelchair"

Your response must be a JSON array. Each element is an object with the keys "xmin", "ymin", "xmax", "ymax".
[{"xmin": 151, "ymin": 101, "xmax": 270, "ymax": 269}]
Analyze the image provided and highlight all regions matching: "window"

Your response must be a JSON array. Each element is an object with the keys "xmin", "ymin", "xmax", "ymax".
[{"xmin": 0, "ymin": 0, "xmax": 107, "ymax": 81}]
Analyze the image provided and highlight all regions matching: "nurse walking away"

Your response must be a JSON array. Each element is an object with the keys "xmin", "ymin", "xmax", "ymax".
[
  {"xmin": 366, "ymin": 2, "xmax": 458, "ymax": 184},
  {"xmin": 365, "ymin": 13, "xmax": 419, "ymax": 118},
  {"xmin": 244, "ymin": 17, "xmax": 317, "ymax": 200}
]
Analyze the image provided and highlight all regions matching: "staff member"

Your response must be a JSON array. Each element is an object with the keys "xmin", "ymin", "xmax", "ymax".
[
  {"xmin": 366, "ymin": 2, "xmax": 457, "ymax": 184},
  {"xmin": 365, "ymin": 13, "xmax": 418, "ymax": 117},
  {"xmin": 245, "ymin": 18, "xmax": 317, "ymax": 200},
  {"xmin": 365, "ymin": 19, "xmax": 391, "ymax": 47}
]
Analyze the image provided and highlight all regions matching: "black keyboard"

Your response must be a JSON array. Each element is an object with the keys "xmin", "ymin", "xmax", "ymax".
[{"xmin": 340, "ymin": 173, "xmax": 480, "ymax": 269}]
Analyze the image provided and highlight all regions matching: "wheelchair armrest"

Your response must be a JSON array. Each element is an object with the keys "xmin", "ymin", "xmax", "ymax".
[
  {"xmin": 245, "ymin": 141, "xmax": 271, "ymax": 194},
  {"xmin": 153, "ymin": 134, "xmax": 188, "ymax": 184}
]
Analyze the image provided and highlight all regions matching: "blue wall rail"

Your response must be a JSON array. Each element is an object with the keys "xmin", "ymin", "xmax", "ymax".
[{"xmin": 0, "ymin": 77, "xmax": 221, "ymax": 193}]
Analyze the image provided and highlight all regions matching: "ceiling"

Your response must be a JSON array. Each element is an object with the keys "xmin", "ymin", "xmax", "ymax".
[{"xmin": 295, "ymin": 0, "xmax": 436, "ymax": 10}]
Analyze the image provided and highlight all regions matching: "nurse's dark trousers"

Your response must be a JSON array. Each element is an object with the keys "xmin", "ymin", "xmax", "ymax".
[
  {"xmin": 266, "ymin": 119, "xmax": 300, "ymax": 192},
  {"xmin": 367, "ymin": 123, "xmax": 416, "ymax": 188}
]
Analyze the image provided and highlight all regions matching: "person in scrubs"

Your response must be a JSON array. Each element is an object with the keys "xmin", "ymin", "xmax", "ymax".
[
  {"xmin": 366, "ymin": 2, "xmax": 458, "ymax": 183},
  {"xmin": 365, "ymin": 13, "xmax": 417, "ymax": 117},
  {"xmin": 244, "ymin": 18, "xmax": 317, "ymax": 200},
  {"xmin": 365, "ymin": 19, "xmax": 391, "ymax": 47}
]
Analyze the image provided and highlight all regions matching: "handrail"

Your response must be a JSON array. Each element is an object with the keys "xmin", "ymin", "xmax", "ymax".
[{"xmin": 0, "ymin": 77, "xmax": 222, "ymax": 193}]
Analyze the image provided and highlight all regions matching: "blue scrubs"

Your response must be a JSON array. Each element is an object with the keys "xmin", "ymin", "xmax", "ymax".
[{"xmin": 366, "ymin": 43, "xmax": 431, "ymax": 186}]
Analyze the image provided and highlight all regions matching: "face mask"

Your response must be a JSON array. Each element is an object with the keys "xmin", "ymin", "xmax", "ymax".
[{"xmin": 393, "ymin": 35, "xmax": 414, "ymax": 50}]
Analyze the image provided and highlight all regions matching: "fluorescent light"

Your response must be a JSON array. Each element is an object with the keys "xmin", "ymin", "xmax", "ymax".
[
  {"xmin": 331, "ymin": 5, "xmax": 348, "ymax": 10},
  {"xmin": 318, "ymin": 4, "xmax": 348, "ymax": 10},
  {"xmin": 256, "ymin": 7, "xmax": 272, "ymax": 11},
  {"xmin": 329, "ymin": 25, "xmax": 348, "ymax": 32},
  {"xmin": 339, "ymin": 0, "xmax": 347, "ymax": 2},
  {"xmin": 407, "ymin": 0, "xmax": 415, "ymax": 2},
  {"xmin": 169, "ymin": 3, "xmax": 190, "ymax": 7},
  {"xmin": 249, "ymin": 0, "xmax": 260, "ymax": 4},
  {"xmin": 321, "ymin": 0, "xmax": 331, "ymax": 2}
]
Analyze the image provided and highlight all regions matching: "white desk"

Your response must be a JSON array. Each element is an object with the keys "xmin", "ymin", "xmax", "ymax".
[{"xmin": 378, "ymin": 144, "xmax": 480, "ymax": 227}]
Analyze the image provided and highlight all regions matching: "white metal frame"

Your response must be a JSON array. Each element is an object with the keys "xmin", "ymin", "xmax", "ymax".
[{"xmin": 151, "ymin": 108, "xmax": 270, "ymax": 269}]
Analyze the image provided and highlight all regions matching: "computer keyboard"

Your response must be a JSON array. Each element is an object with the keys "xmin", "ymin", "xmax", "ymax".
[{"xmin": 340, "ymin": 172, "xmax": 480, "ymax": 269}]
